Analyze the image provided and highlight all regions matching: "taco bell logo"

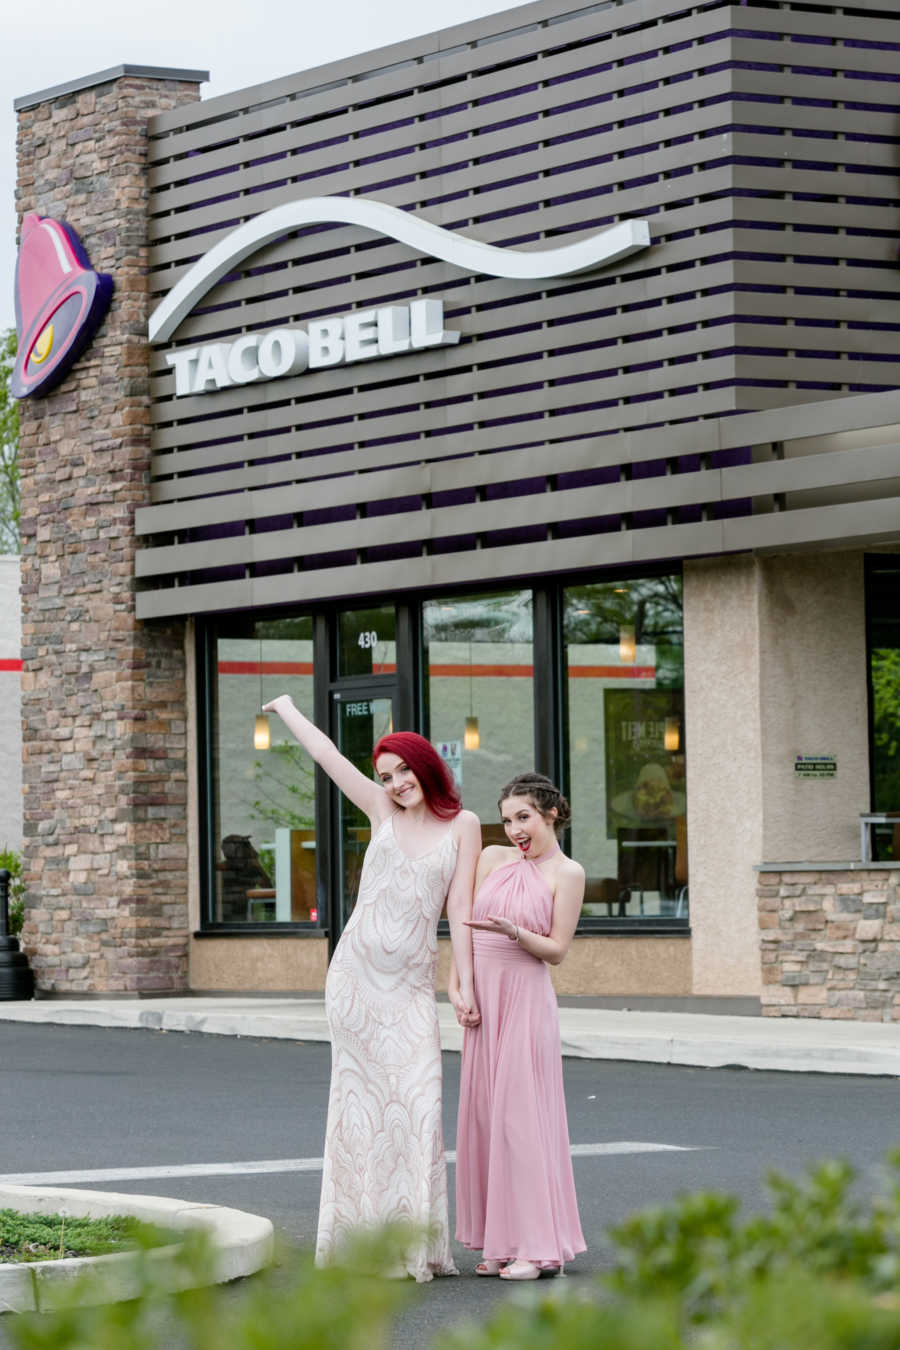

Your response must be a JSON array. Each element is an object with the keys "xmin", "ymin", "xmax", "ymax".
[
  {"xmin": 11, "ymin": 214, "xmax": 113, "ymax": 399},
  {"xmin": 164, "ymin": 298, "xmax": 458, "ymax": 398}
]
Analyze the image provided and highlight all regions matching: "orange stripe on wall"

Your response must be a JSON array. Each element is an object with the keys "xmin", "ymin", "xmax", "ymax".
[
  {"xmin": 218, "ymin": 661, "xmax": 315, "ymax": 675},
  {"xmin": 570, "ymin": 665, "xmax": 656, "ymax": 679},
  {"xmin": 218, "ymin": 661, "xmax": 398, "ymax": 675},
  {"xmin": 219, "ymin": 661, "xmax": 655, "ymax": 679}
]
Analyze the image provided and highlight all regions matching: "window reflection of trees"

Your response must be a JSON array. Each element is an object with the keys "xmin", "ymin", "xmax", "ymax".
[
  {"xmin": 423, "ymin": 590, "xmax": 533, "ymax": 646},
  {"xmin": 565, "ymin": 575, "xmax": 684, "ymax": 690}
]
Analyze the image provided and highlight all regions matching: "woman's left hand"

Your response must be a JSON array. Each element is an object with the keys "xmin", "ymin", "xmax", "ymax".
[
  {"xmin": 464, "ymin": 914, "xmax": 517, "ymax": 940},
  {"xmin": 450, "ymin": 984, "xmax": 481, "ymax": 1028}
]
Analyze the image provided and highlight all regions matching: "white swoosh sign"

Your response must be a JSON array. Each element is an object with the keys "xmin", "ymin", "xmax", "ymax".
[{"xmin": 148, "ymin": 196, "xmax": 651, "ymax": 344}]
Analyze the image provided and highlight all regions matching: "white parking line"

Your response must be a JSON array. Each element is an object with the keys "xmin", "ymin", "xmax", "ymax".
[{"xmin": 0, "ymin": 1142, "xmax": 703, "ymax": 1187}]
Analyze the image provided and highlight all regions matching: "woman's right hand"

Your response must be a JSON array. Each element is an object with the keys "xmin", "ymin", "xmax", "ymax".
[
  {"xmin": 256, "ymin": 696, "xmax": 390, "ymax": 823},
  {"xmin": 262, "ymin": 694, "xmax": 294, "ymax": 715},
  {"xmin": 450, "ymin": 984, "xmax": 481, "ymax": 1029}
]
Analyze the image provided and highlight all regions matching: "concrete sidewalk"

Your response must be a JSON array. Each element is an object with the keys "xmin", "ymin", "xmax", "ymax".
[{"xmin": 0, "ymin": 996, "xmax": 897, "ymax": 1077}]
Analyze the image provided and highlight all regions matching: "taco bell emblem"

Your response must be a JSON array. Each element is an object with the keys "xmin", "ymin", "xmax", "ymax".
[{"xmin": 11, "ymin": 214, "xmax": 113, "ymax": 399}]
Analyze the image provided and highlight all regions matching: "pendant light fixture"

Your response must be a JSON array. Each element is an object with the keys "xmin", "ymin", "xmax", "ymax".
[
  {"xmin": 618, "ymin": 623, "xmax": 636, "ymax": 664},
  {"xmin": 664, "ymin": 717, "xmax": 680, "ymax": 752},
  {"xmin": 253, "ymin": 636, "xmax": 270, "ymax": 750},
  {"xmin": 464, "ymin": 637, "xmax": 480, "ymax": 750}
]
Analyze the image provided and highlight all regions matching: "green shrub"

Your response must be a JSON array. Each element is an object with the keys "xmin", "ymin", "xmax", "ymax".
[
  {"xmin": 0, "ymin": 1210, "xmax": 163, "ymax": 1263},
  {"xmin": 0, "ymin": 844, "xmax": 25, "ymax": 936},
  {"xmin": 7, "ymin": 1158, "xmax": 900, "ymax": 1350},
  {"xmin": 604, "ymin": 1152, "xmax": 900, "ymax": 1322},
  {"xmin": 7, "ymin": 1225, "xmax": 414, "ymax": 1350}
]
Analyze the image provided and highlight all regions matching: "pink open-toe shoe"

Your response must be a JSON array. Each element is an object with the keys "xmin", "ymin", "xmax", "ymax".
[
  {"xmin": 498, "ymin": 1259, "xmax": 564, "ymax": 1281},
  {"xmin": 475, "ymin": 1258, "xmax": 510, "ymax": 1276},
  {"xmin": 498, "ymin": 1259, "xmax": 541, "ymax": 1280}
]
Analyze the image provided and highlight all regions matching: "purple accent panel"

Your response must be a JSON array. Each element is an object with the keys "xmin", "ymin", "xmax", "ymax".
[
  {"xmin": 476, "ymin": 81, "xmax": 539, "ymax": 108},
  {"xmin": 710, "ymin": 446, "xmax": 752, "ymax": 470},
  {"xmin": 304, "ymin": 505, "xmax": 356, "ymax": 527},
  {"xmin": 632, "ymin": 459, "xmax": 668, "ymax": 481},
  {"xmin": 422, "ymin": 189, "xmax": 471, "ymax": 207},
  {"xmin": 186, "ymin": 522, "xmax": 245, "ymax": 544},
  {"xmin": 484, "ymin": 477, "xmax": 546, "ymax": 501},
  {"xmin": 189, "ymin": 189, "xmax": 243, "ymax": 212},
  {"xmin": 253, "ymin": 515, "xmax": 293, "ymax": 534},
  {"xmin": 481, "ymin": 524, "xmax": 545, "ymax": 548},
  {"xmin": 422, "ymin": 102, "xmax": 469, "ymax": 121},
  {"xmin": 713, "ymin": 499, "xmax": 752, "ymax": 521},
  {"xmin": 427, "ymin": 422, "xmax": 476, "ymax": 440},
  {"xmin": 556, "ymin": 467, "xmax": 618, "ymax": 490},
  {"xmin": 366, "ymin": 542, "xmax": 421, "ymax": 563},
  {"xmin": 358, "ymin": 145, "xmax": 416, "ymax": 168},
  {"xmin": 431, "ymin": 535, "xmax": 479, "ymax": 556},
  {"xmin": 366, "ymin": 495, "xmax": 422, "ymax": 518},
  {"xmin": 432, "ymin": 487, "xmax": 476, "ymax": 509},
  {"xmin": 632, "ymin": 509, "xmax": 668, "ymax": 530},
  {"xmin": 550, "ymin": 399, "xmax": 619, "ymax": 418},
  {"xmin": 546, "ymin": 62, "xmax": 615, "ymax": 90},
  {"xmin": 252, "ymin": 559, "xmax": 295, "ymax": 577},
  {"xmin": 844, "ymin": 39, "xmax": 900, "ymax": 51},
  {"xmin": 847, "ymin": 69, "xmax": 900, "ymax": 84},
  {"xmin": 479, "ymin": 411, "xmax": 546, "ymax": 429},
  {"xmin": 303, "ymin": 550, "xmax": 357, "ymax": 572},
  {"xmin": 359, "ymin": 117, "xmax": 416, "ymax": 139},
  {"xmin": 555, "ymin": 516, "xmax": 621, "ymax": 539},
  {"xmin": 187, "ymin": 565, "xmax": 246, "ymax": 585}
]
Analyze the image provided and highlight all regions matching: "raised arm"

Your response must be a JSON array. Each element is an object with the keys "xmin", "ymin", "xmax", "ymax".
[{"xmin": 262, "ymin": 694, "xmax": 390, "ymax": 823}]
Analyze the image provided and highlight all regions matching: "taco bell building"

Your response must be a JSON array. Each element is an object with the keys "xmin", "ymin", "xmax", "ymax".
[{"xmin": 12, "ymin": 0, "xmax": 900, "ymax": 1018}]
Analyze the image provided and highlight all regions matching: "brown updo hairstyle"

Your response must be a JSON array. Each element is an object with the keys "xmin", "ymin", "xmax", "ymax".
[{"xmin": 498, "ymin": 772, "xmax": 571, "ymax": 836}]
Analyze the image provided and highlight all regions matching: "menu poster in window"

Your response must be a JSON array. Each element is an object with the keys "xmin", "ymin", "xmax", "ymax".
[
  {"xmin": 438, "ymin": 739, "xmax": 463, "ymax": 789},
  {"xmin": 604, "ymin": 689, "xmax": 685, "ymax": 836}
]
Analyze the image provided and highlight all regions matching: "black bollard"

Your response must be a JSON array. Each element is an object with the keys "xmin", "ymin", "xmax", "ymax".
[{"xmin": 0, "ymin": 868, "xmax": 35, "ymax": 1001}]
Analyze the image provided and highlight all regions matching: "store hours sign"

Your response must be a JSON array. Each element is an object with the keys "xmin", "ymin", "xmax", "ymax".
[{"xmin": 149, "ymin": 194, "xmax": 651, "ymax": 397}]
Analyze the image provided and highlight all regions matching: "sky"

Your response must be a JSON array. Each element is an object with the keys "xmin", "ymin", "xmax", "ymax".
[{"xmin": 3, "ymin": 0, "xmax": 535, "ymax": 335}]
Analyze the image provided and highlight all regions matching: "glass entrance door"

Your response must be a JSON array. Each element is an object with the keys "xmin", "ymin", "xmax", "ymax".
[{"xmin": 332, "ymin": 690, "xmax": 394, "ymax": 932}]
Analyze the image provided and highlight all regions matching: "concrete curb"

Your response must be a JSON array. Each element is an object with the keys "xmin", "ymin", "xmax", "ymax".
[
  {"xmin": 0, "ymin": 1184, "xmax": 274, "ymax": 1314},
  {"xmin": 0, "ymin": 998, "xmax": 897, "ymax": 1076}
]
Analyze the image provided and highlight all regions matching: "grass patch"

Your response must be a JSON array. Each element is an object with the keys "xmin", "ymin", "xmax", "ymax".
[{"xmin": 0, "ymin": 1210, "xmax": 172, "ymax": 1263}]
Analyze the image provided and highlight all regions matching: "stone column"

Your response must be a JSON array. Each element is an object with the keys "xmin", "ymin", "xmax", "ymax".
[
  {"xmin": 683, "ymin": 556, "xmax": 764, "ymax": 996},
  {"xmin": 683, "ymin": 551, "xmax": 870, "ymax": 1001},
  {"xmin": 15, "ymin": 67, "xmax": 205, "ymax": 993}
]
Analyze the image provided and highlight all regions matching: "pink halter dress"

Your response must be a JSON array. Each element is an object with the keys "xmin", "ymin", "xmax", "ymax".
[{"xmin": 455, "ymin": 854, "xmax": 586, "ymax": 1266}]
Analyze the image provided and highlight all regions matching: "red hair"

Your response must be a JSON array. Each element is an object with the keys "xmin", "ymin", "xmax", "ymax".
[{"xmin": 372, "ymin": 732, "xmax": 461, "ymax": 820}]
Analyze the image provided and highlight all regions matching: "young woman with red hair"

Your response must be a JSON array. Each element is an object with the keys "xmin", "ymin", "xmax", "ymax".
[{"xmin": 262, "ymin": 695, "xmax": 481, "ymax": 1281}]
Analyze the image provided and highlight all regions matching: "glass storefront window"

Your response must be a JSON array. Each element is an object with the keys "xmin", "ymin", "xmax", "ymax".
[
  {"xmin": 867, "ymin": 556, "xmax": 900, "ymax": 860},
  {"xmin": 337, "ymin": 604, "xmax": 396, "ymax": 677},
  {"xmin": 564, "ymin": 575, "xmax": 687, "ymax": 922},
  {"xmin": 210, "ymin": 615, "xmax": 318, "ymax": 924},
  {"xmin": 423, "ymin": 590, "xmax": 534, "ymax": 842},
  {"xmin": 201, "ymin": 577, "xmax": 687, "ymax": 938}
]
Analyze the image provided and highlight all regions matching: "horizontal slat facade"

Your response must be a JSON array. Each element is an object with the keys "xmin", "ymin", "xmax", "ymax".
[{"xmin": 140, "ymin": 0, "xmax": 900, "ymax": 619}]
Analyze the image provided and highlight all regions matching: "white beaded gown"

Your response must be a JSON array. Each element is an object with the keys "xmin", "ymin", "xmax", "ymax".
[{"xmin": 315, "ymin": 813, "xmax": 459, "ymax": 1281}]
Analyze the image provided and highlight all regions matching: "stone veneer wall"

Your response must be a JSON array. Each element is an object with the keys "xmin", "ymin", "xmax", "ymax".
[
  {"xmin": 757, "ymin": 869, "xmax": 900, "ymax": 1020},
  {"xmin": 15, "ymin": 70, "xmax": 203, "ymax": 992}
]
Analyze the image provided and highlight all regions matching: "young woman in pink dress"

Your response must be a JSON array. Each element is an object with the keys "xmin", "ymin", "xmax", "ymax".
[
  {"xmin": 262, "ymin": 695, "xmax": 481, "ymax": 1281},
  {"xmin": 451, "ymin": 771, "xmax": 586, "ymax": 1281}
]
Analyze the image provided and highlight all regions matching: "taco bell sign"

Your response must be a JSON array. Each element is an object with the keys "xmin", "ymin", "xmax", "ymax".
[{"xmin": 164, "ymin": 298, "xmax": 459, "ymax": 398}]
